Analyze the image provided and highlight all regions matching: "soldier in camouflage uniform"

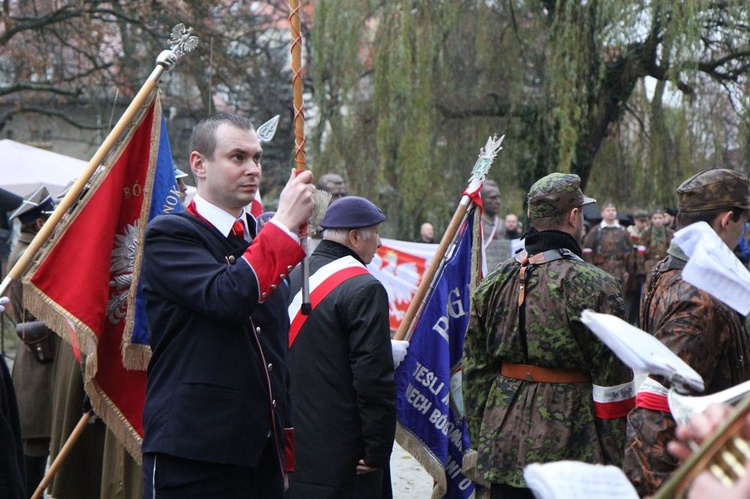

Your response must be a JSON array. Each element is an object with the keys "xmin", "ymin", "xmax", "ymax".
[
  {"xmin": 638, "ymin": 208, "xmax": 674, "ymax": 275},
  {"xmin": 463, "ymin": 173, "xmax": 635, "ymax": 499},
  {"xmin": 623, "ymin": 168, "xmax": 750, "ymax": 497},
  {"xmin": 582, "ymin": 202, "xmax": 634, "ymax": 289}
]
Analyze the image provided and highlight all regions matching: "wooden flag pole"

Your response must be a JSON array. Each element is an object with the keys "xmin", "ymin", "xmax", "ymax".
[
  {"xmin": 393, "ymin": 198, "xmax": 472, "ymax": 342},
  {"xmin": 289, "ymin": 0, "xmax": 312, "ymax": 314},
  {"xmin": 30, "ymin": 412, "xmax": 92, "ymax": 499},
  {"xmin": 393, "ymin": 135, "xmax": 505, "ymax": 342}
]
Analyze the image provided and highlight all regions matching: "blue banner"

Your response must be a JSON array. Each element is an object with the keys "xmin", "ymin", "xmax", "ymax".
[
  {"xmin": 395, "ymin": 209, "xmax": 477, "ymax": 498},
  {"xmin": 129, "ymin": 115, "xmax": 180, "ymax": 352}
]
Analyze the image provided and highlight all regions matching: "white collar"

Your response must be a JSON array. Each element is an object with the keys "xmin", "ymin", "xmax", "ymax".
[
  {"xmin": 599, "ymin": 220, "xmax": 621, "ymax": 229},
  {"xmin": 193, "ymin": 195, "xmax": 248, "ymax": 237}
]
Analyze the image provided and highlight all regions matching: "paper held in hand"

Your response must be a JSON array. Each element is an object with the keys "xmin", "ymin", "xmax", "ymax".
[
  {"xmin": 579, "ymin": 309, "xmax": 704, "ymax": 392},
  {"xmin": 523, "ymin": 461, "xmax": 639, "ymax": 499},
  {"xmin": 672, "ymin": 221, "xmax": 750, "ymax": 315}
]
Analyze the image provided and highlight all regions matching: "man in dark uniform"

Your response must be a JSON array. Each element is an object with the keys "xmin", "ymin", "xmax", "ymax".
[
  {"xmin": 140, "ymin": 113, "xmax": 315, "ymax": 497},
  {"xmin": 287, "ymin": 196, "xmax": 398, "ymax": 498},
  {"xmin": 463, "ymin": 173, "xmax": 635, "ymax": 499},
  {"xmin": 623, "ymin": 168, "xmax": 750, "ymax": 497},
  {"xmin": 8, "ymin": 187, "xmax": 60, "ymax": 495}
]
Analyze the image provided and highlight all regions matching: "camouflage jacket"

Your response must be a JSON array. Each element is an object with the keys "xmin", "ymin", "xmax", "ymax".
[
  {"xmin": 639, "ymin": 226, "xmax": 674, "ymax": 275},
  {"xmin": 583, "ymin": 224, "xmax": 633, "ymax": 287},
  {"xmin": 623, "ymin": 242, "xmax": 750, "ymax": 497},
  {"xmin": 463, "ymin": 229, "xmax": 633, "ymax": 488}
]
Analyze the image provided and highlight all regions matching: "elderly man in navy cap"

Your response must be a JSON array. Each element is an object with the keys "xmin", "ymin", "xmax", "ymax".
[{"xmin": 287, "ymin": 196, "xmax": 406, "ymax": 499}]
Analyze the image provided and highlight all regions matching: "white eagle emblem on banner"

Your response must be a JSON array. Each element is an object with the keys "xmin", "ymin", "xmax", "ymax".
[{"xmin": 106, "ymin": 222, "xmax": 139, "ymax": 324}]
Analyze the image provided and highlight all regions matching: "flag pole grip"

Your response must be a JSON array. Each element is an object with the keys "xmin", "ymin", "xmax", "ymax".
[
  {"xmin": 0, "ymin": 52, "xmax": 176, "ymax": 297},
  {"xmin": 394, "ymin": 195, "xmax": 472, "ymax": 341}
]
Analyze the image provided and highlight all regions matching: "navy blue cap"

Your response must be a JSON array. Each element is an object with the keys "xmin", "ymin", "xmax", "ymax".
[
  {"xmin": 320, "ymin": 196, "xmax": 386, "ymax": 229},
  {"xmin": 10, "ymin": 186, "xmax": 55, "ymax": 224}
]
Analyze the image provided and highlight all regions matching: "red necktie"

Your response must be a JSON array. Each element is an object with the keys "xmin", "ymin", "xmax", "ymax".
[{"xmin": 231, "ymin": 219, "xmax": 246, "ymax": 240}]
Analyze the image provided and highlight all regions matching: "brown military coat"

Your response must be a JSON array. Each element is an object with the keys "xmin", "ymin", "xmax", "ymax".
[
  {"xmin": 639, "ymin": 225, "xmax": 674, "ymax": 275},
  {"xmin": 582, "ymin": 223, "xmax": 633, "ymax": 288},
  {"xmin": 9, "ymin": 232, "xmax": 60, "ymax": 455},
  {"xmin": 623, "ymin": 245, "xmax": 750, "ymax": 497}
]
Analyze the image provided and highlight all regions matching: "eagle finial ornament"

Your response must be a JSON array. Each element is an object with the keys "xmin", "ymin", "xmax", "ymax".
[{"xmin": 169, "ymin": 23, "xmax": 199, "ymax": 58}]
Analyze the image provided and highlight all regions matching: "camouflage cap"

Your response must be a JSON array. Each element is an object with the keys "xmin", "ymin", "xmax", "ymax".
[
  {"xmin": 527, "ymin": 172, "xmax": 596, "ymax": 218},
  {"xmin": 677, "ymin": 169, "xmax": 750, "ymax": 213}
]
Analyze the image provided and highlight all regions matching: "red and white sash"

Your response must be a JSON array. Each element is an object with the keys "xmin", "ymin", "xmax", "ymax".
[{"xmin": 287, "ymin": 256, "xmax": 369, "ymax": 347}]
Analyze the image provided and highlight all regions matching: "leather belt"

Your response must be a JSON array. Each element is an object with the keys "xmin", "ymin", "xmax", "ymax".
[{"xmin": 501, "ymin": 363, "xmax": 591, "ymax": 383}]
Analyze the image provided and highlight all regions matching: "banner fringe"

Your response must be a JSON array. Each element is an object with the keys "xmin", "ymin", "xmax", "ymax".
[
  {"xmin": 85, "ymin": 355, "xmax": 143, "ymax": 464},
  {"xmin": 123, "ymin": 343, "xmax": 151, "ymax": 370},
  {"xmin": 24, "ymin": 283, "xmax": 143, "ymax": 462},
  {"xmin": 23, "ymin": 285, "xmax": 97, "ymax": 356},
  {"xmin": 395, "ymin": 423, "xmax": 447, "ymax": 499}
]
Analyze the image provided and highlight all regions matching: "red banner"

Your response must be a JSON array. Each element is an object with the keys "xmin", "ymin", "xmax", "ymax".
[{"xmin": 23, "ymin": 94, "xmax": 166, "ymax": 461}]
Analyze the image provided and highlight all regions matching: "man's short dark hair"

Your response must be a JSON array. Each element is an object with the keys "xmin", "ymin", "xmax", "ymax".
[
  {"xmin": 677, "ymin": 206, "xmax": 747, "ymax": 230},
  {"xmin": 190, "ymin": 113, "xmax": 255, "ymax": 160},
  {"xmin": 530, "ymin": 211, "xmax": 568, "ymax": 230}
]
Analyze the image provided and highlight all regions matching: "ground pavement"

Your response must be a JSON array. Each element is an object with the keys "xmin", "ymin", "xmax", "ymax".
[{"xmin": 391, "ymin": 442, "xmax": 434, "ymax": 497}]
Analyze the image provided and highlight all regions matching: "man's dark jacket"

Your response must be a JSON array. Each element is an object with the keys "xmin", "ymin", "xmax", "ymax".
[
  {"xmin": 287, "ymin": 240, "xmax": 396, "ymax": 497},
  {"xmin": 141, "ymin": 211, "xmax": 303, "ymax": 472}
]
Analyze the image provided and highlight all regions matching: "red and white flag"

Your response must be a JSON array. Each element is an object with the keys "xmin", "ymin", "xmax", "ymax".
[{"xmin": 23, "ymin": 93, "xmax": 178, "ymax": 460}]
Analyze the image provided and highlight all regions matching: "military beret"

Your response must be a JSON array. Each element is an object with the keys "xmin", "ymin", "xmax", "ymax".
[
  {"xmin": 527, "ymin": 172, "xmax": 596, "ymax": 218},
  {"xmin": 10, "ymin": 186, "xmax": 55, "ymax": 224},
  {"xmin": 320, "ymin": 196, "xmax": 386, "ymax": 229},
  {"xmin": 677, "ymin": 169, "xmax": 750, "ymax": 213}
]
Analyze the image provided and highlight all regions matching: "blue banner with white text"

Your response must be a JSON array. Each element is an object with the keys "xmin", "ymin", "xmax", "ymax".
[{"xmin": 395, "ymin": 209, "xmax": 477, "ymax": 499}]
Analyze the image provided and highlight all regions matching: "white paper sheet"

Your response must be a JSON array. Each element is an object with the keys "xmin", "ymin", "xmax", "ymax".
[
  {"xmin": 673, "ymin": 222, "xmax": 750, "ymax": 315},
  {"xmin": 580, "ymin": 310, "xmax": 704, "ymax": 392},
  {"xmin": 524, "ymin": 461, "xmax": 639, "ymax": 499}
]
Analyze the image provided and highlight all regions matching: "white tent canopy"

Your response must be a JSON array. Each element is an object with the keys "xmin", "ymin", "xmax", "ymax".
[{"xmin": 0, "ymin": 139, "xmax": 89, "ymax": 197}]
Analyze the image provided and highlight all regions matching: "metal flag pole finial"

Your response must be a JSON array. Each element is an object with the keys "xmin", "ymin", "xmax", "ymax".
[
  {"xmin": 464, "ymin": 134, "xmax": 505, "ymax": 196},
  {"xmin": 257, "ymin": 115, "xmax": 280, "ymax": 143},
  {"xmin": 168, "ymin": 23, "xmax": 200, "ymax": 58}
]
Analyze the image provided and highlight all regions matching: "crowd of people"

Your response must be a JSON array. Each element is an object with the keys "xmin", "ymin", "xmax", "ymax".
[{"xmin": 1, "ymin": 110, "xmax": 750, "ymax": 499}]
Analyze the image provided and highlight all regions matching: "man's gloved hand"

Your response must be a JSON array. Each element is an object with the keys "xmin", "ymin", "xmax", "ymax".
[
  {"xmin": 391, "ymin": 340, "xmax": 410, "ymax": 368},
  {"xmin": 0, "ymin": 296, "xmax": 9, "ymax": 314}
]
